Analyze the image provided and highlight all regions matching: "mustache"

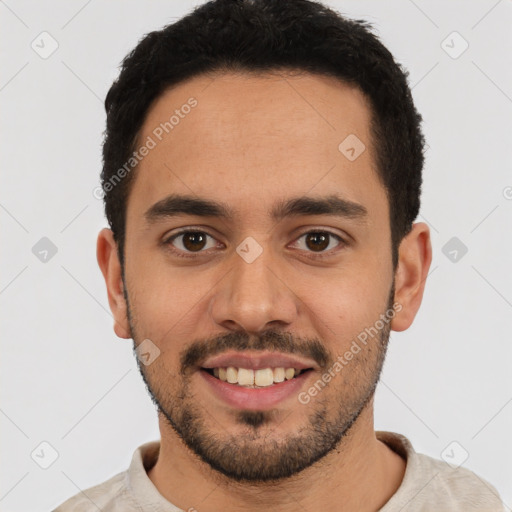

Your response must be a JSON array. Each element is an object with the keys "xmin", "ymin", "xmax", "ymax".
[{"xmin": 180, "ymin": 330, "xmax": 330, "ymax": 374}]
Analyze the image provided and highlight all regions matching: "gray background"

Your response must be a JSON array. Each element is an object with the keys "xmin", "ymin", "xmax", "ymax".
[{"xmin": 1, "ymin": 0, "xmax": 511, "ymax": 510}]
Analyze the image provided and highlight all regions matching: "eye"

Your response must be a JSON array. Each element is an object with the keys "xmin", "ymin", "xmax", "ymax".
[
  {"xmin": 164, "ymin": 230, "xmax": 219, "ymax": 257},
  {"xmin": 163, "ymin": 228, "xmax": 346, "ymax": 259},
  {"xmin": 292, "ymin": 231, "xmax": 345, "ymax": 256}
]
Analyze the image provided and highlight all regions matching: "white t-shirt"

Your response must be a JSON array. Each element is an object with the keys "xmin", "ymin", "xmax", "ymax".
[{"xmin": 52, "ymin": 431, "xmax": 505, "ymax": 511}]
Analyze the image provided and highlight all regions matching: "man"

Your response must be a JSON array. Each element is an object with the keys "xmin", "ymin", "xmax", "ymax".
[{"xmin": 54, "ymin": 0, "xmax": 505, "ymax": 510}]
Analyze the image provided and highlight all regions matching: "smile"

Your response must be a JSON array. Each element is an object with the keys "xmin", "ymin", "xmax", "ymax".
[{"xmin": 203, "ymin": 366, "xmax": 312, "ymax": 388}]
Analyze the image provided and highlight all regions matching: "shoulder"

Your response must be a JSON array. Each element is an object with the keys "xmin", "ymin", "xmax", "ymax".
[
  {"xmin": 52, "ymin": 441, "xmax": 161, "ymax": 511},
  {"xmin": 414, "ymin": 451, "xmax": 504, "ymax": 511},
  {"xmin": 52, "ymin": 470, "xmax": 140, "ymax": 512},
  {"xmin": 377, "ymin": 431, "xmax": 505, "ymax": 512}
]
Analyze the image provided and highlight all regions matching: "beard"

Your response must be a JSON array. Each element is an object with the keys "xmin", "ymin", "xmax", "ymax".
[{"xmin": 125, "ymin": 281, "xmax": 395, "ymax": 483}]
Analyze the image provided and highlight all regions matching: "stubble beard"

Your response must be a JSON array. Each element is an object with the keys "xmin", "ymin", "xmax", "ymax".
[{"xmin": 125, "ymin": 279, "xmax": 394, "ymax": 482}]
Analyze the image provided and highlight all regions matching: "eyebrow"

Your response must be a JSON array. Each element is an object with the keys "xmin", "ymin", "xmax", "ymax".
[{"xmin": 144, "ymin": 193, "xmax": 368, "ymax": 225}]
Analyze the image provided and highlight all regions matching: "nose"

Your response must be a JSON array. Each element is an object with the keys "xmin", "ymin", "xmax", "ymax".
[{"xmin": 209, "ymin": 246, "xmax": 299, "ymax": 334}]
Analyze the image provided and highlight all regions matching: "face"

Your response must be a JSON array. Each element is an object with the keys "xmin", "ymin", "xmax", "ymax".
[{"xmin": 108, "ymin": 72, "xmax": 410, "ymax": 482}]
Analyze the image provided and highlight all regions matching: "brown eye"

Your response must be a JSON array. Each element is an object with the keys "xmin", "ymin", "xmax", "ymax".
[
  {"xmin": 182, "ymin": 232, "xmax": 207, "ymax": 251},
  {"xmin": 293, "ymin": 231, "xmax": 344, "ymax": 256},
  {"xmin": 166, "ymin": 231, "xmax": 217, "ymax": 255},
  {"xmin": 304, "ymin": 232, "xmax": 330, "ymax": 252}
]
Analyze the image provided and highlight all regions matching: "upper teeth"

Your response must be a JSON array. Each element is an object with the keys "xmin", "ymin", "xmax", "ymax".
[{"xmin": 212, "ymin": 367, "xmax": 301, "ymax": 387}]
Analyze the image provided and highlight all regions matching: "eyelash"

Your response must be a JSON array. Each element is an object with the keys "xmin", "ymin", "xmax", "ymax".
[{"xmin": 162, "ymin": 228, "xmax": 347, "ymax": 260}]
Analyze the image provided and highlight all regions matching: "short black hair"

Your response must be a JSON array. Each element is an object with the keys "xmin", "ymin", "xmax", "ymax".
[{"xmin": 101, "ymin": 0, "xmax": 425, "ymax": 270}]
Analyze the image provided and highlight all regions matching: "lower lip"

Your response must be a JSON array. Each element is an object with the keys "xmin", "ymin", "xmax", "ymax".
[{"xmin": 199, "ymin": 369, "xmax": 313, "ymax": 410}]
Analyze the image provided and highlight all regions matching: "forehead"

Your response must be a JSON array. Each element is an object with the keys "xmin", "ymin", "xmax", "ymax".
[{"xmin": 128, "ymin": 71, "xmax": 386, "ymax": 223}]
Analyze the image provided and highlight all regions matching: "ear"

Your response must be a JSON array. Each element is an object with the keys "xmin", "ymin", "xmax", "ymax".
[
  {"xmin": 391, "ymin": 222, "xmax": 432, "ymax": 332},
  {"xmin": 96, "ymin": 228, "xmax": 131, "ymax": 339}
]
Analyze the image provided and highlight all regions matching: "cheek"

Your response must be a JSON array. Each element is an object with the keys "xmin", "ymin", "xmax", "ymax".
[
  {"xmin": 125, "ymin": 253, "xmax": 193, "ymax": 332},
  {"xmin": 300, "ymin": 266, "xmax": 391, "ymax": 343},
  {"xmin": 142, "ymin": 356, "xmax": 183, "ymax": 398},
  {"xmin": 126, "ymin": 254, "xmax": 225, "ymax": 350}
]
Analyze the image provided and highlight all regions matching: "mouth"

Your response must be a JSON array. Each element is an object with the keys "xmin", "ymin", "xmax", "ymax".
[
  {"xmin": 201, "ymin": 366, "xmax": 314, "ymax": 388},
  {"xmin": 197, "ymin": 351, "xmax": 318, "ymax": 410}
]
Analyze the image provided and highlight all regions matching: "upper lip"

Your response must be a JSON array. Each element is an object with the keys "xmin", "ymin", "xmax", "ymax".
[{"xmin": 200, "ymin": 351, "xmax": 318, "ymax": 371}]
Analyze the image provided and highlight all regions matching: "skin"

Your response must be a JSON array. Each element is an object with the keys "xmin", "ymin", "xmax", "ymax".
[{"xmin": 97, "ymin": 71, "xmax": 432, "ymax": 511}]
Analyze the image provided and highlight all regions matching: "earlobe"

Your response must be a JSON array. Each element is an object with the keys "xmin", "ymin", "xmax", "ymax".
[
  {"xmin": 390, "ymin": 222, "xmax": 432, "ymax": 332},
  {"xmin": 96, "ymin": 228, "xmax": 131, "ymax": 339}
]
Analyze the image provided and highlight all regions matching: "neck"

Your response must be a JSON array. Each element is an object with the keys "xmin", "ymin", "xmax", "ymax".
[{"xmin": 148, "ymin": 398, "xmax": 406, "ymax": 512}]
